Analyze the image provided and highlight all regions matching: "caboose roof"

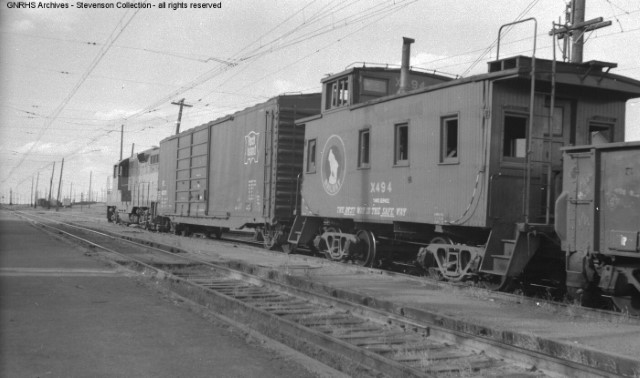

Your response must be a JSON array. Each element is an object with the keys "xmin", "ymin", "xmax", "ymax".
[
  {"xmin": 320, "ymin": 66, "xmax": 454, "ymax": 84},
  {"xmin": 296, "ymin": 55, "xmax": 640, "ymax": 124}
]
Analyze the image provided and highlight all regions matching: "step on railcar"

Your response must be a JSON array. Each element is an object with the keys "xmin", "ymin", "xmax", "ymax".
[{"xmin": 288, "ymin": 37, "xmax": 640, "ymax": 308}]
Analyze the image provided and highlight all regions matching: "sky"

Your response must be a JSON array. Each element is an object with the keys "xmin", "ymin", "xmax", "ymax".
[{"xmin": 1, "ymin": 0, "xmax": 639, "ymax": 204}]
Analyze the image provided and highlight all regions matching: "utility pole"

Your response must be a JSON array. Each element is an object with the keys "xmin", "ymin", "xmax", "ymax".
[
  {"xmin": 549, "ymin": 0, "xmax": 611, "ymax": 63},
  {"xmin": 9, "ymin": 188, "xmax": 12, "ymax": 206},
  {"xmin": 120, "ymin": 124, "xmax": 124, "ymax": 161},
  {"xmin": 56, "ymin": 158, "xmax": 64, "ymax": 211},
  {"xmin": 171, "ymin": 98, "xmax": 192, "ymax": 134},
  {"xmin": 34, "ymin": 172, "xmax": 40, "ymax": 208},
  {"xmin": 131, "ymin": 143, "xmax": 135, "ymax": 157},
  {"xmin": 30, "ymin": 176, "xmax": 34, "ymax": 207},
  {"xmin": 47, "ymin": 162, "xmax": 55, "ymax": 209},
  {"xmin": 88, "ymin": 171, "xmax": 92, "ymax": 206}
]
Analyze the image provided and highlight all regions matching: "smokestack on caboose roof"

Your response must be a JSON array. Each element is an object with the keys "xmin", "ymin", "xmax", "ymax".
[{"xmin": 398, "ymin": 37, "xmax": 415, "ymax": 94}]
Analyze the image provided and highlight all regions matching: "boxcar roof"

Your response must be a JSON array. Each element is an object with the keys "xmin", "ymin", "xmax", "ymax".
[{"xmin": 160, "ymin": 93, "xmax": 320, "ymax": 144}]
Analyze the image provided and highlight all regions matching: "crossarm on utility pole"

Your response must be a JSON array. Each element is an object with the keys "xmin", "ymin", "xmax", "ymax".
[{"xmin": 171, "ymin": 98, "xmax": 193, "ymax": 135}]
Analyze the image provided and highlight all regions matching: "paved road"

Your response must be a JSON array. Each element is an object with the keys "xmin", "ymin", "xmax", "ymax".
[{"xmin": 0, "ymin": 210, "xmax": 336, "ymax": 377}]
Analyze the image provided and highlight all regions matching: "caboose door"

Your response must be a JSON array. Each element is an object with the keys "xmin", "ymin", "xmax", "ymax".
[
  {"xmin": 491, "ymin": 99, "xmax": 571, "ymax": 224},
  {"xmin": 531, "ymin": 99, "xmax": 572, "ymax": 218}
]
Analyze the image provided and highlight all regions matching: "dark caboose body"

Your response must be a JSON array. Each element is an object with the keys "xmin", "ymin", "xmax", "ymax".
[
  {"xmin": 290, "ymin": 40, "xmax": 640, "ymax": 294},
  {"xmin": 107, "ymin": 147, "xmax": 160, "ymax": 226},
  {"xmin": 156, "ymin": 94, "xmax": 320, "ymax": 245}
]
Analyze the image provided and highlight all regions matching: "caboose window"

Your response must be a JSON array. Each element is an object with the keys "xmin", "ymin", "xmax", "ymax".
[
  {"xmin": 358, "ymin": 129, "xmax": 370, "ymax": 168},
  {"xmin": 307, "ymin": 139, "xmax": 317, "ymax": 173},
  {"xmin": 394, "ymin": 123, "xmax": 409, "ymax": 166},
  {"xmin": 503, "ymin": 114, "xmax": 527, "ymax": 159},
  {"xmin": 326, "ymin": 77, "xmax": 350, "ymax": 110},
  {"xmin": 440, "ymin": 116, "xmax": 459, "ymax": 163},
  {"xmin": 589, "ymin": 121, "xmax": 613, "ymax": 144},
  {"xmin": 362, "ymin": 77, "xmax": 388, "ymax": 95}
]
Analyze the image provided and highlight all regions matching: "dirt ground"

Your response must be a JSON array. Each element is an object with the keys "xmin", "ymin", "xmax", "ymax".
[
  {"xmin": 0, "ymin": 208, "xmax": 347, "ymax": 378},
  {"xmin": 22, "ymin": 204, "xmax": 640, "ymax": 367}
]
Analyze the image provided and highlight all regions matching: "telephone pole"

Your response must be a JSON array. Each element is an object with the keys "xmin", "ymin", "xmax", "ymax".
[
  {"xmin": 549, "ymin": 0, "xmax": 611, "ymax": 63},
  {"xmin": 171, "ymin": 98, "xmax": 192, "ymax": 134},
  {"xmin": 47, "ymin": 162, "xmax": 55, "ymax": 209},
  {"xmin": 56, "ymin": 158, "xmax": 64, "ymax": 211},
  {"xmin": 120, "ymin": 124, "xmax": 124, "ymax": 161},
  {"xmin": 34, "ymin": 172, "xmax": 40, "ymax": 208}
]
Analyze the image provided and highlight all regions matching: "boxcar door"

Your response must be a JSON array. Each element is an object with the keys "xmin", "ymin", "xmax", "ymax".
[
  {"xmin": 189, "ymin": 129, "xmax": 209, "ymax": 216},
  {"xmin": 175, "ymin": 129, "xmax": 209, "ymax": 217},
  {"xmin": 262, "ymin": 109, "xmax": 275, "ymax": 220}
]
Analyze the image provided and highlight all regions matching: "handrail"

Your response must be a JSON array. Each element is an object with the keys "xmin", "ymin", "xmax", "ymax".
[{"xmin": 497, "ymin": 18, "xmax": 537, "ymax": 224}]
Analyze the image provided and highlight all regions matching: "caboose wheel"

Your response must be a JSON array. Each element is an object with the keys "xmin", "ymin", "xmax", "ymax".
[
  {"xmin": 319, "ymin": 227, "xmax": 342, "ymax": 260},
  {"xmin": 352, "ymin": 230, "xmax": 376, "ymax": 267},
  {"xmin": 430, "ymin": 235, "xmax": 453, "ymax": 245}
]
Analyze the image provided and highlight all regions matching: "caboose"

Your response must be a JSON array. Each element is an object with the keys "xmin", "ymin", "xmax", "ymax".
[
  {"xmin": 288, "ymin": 37, "xmax": 640, "ymax": 295},
  {"xmin": 107, "ymin": 146, "xmax": 160, "ymax": 227}
]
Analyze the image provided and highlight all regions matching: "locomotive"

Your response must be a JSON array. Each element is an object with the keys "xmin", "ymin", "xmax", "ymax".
[
  {"xmin": 107, "ymin": 146, "xmax": 160, "ymax": 227},
  {"xmin": 107, "ymin": 36, "xmax": 640, "ymax": 312}
]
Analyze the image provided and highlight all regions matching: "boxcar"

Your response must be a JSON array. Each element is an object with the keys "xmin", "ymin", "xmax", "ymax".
[
  {"xmin": 157, "ymin": 94, "xmax": 320, "ymax": 247},
  {"xmin": 289, "ymin": 38, "xmax": 640, "ymax": 293},
  {"xmin": 555, "ymin": 141, "xmax": 640, "ymax": 311},
  {"xmin": 107, "ymin": 146, "xmax": 160, "ymax": 226}
]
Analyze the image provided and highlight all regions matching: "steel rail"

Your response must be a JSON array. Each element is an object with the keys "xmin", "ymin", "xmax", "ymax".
[
  {"xmin": 14, "ymin": 210, "xmax": 640, "ymax": 377},
  {"xmin": 23, "ymin": 209, "xmax": 640, "ymax": 323}
]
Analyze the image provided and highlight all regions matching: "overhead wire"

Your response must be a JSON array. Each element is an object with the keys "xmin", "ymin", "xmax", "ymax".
[
  {"xmin": 6, "ymin": 1, "xmax": 639, "ymax": 191},
  {"xmin": 461, "ymin": 0, "xmax": 542, "ymax": 77},
  {"xmin": 2, "ymin": 5, "xmax": 145, "ymax": 186}
]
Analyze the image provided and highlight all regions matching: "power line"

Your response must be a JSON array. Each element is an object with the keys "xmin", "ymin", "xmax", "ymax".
[{"xmin": 2, "ymin": 6, "xmax": 144, "ymax": 185}]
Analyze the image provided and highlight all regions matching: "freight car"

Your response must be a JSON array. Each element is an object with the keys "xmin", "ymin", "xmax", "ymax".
[
  {"xmin": 107, "ymin": 146, "xmax": 160, "ymax": 227},
  {"xmin": 288, "ymin": 36, "xmax": 640, "ymax": 306},
  {"xmin": 555, "ymin": 141, "xmax": 640, "ymax": 312},
  {"xmin": 154, "ymin": 94, "xmax": 321, "ymax": 247}
]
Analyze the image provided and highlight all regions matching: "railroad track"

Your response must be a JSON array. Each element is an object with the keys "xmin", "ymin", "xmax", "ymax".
[
  {"xmin": 33, "ymin": 208, "xmax": 640, "ymax": 321},
  {"xmin": 13, "ymin": 209, "xmax": 639, "ymax": 377}
]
